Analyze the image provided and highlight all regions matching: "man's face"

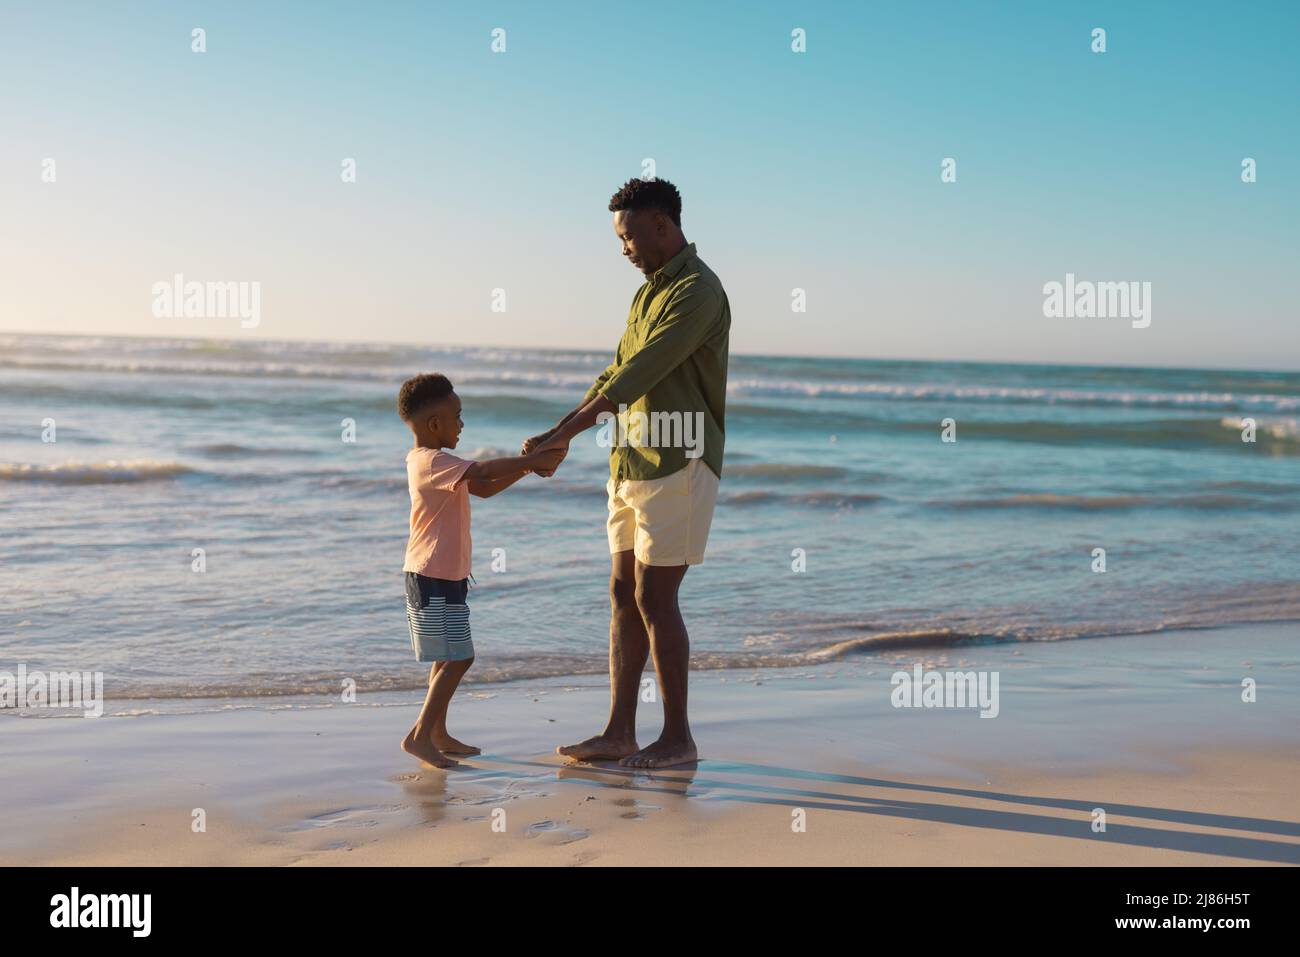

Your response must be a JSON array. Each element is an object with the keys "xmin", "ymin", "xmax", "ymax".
[{"xmin": 614, "ymin": 209, "xmax": 661, "ymax": 276}]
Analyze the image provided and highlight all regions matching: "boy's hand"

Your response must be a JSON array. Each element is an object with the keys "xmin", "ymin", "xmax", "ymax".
[{"xmin": 528, "ymin": 445, "xmax": 566, "ymax": 476}]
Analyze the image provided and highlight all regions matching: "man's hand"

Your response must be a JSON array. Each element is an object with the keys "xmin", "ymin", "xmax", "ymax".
[
  {"xmin": 527, "ymin": 446, "xmax": 567, "ymax": 476},
  {"xmin": 531, "ymin": 438, "xmax": 568, "ymax": 477},
  {"xmin": 522, "ymin": 428, "xmax": 567, "ymax": 477},
  {"xmin": 521, "ymin": 429, "xmax": 555, "ymax": 455}
]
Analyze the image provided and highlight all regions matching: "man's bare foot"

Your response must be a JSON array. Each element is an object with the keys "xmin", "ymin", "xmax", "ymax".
[
  {"xmin": 556, "ymin": 733, "xmax": 639, "ymax": 762},
  {"xmin": 619, "ymin": 737, "xmax": 698, "ymax": 769},
  {"xmin": 434, "ymin": 734, "xmax": 481, "ymax": 756},
  {"xmin": 402, "ymin": 731, "xmax": 458, "ymax": 769}
]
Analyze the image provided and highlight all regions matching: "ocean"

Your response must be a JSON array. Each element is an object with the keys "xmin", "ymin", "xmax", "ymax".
[{"xmin": 2, "ymin": 333, "xmax": 1298, "ymax": 705}]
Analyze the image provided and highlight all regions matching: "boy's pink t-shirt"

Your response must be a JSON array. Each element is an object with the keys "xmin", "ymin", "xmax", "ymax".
[{"xmin": 403, "ymin": 447, "xmax": 473, "ymax": 580}]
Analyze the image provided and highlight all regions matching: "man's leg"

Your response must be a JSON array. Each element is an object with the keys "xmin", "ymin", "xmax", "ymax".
[
  {"xmin": 557, "ymin": 549, "xmax": 646, "ymax": 760},
  {"xmin": 620, "ymin": 561, "xmax": 697, "ymax": 768}
]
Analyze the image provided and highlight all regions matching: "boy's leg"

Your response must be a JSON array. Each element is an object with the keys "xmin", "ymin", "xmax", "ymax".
[
  {"xmin": 427, "ymin": 657, "xmax": 479, "ymax": 755},
  {"xmin": 402, "ymin": 667, "xmax": 457, "ymax": 768},
  {"xmin": 401, "ymin": 657, "xmax": 474, "ymax": 767},
  {"xmin": 557, "ymin": 549, "xmax": 646, "ymax": 760}
]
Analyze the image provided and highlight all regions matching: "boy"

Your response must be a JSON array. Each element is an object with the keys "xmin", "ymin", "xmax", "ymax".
[{"xmin": 397, "ymin": 373, "xmax": 564, "ymax": 768}]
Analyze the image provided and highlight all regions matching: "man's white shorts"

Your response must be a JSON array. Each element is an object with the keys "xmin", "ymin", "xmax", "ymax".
[{"xmin": 606, "ymin": 457, "xmax": 719, "ymax": 567}]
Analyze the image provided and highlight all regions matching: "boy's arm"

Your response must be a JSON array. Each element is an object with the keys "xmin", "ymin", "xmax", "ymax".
[
  {"xmin": 461, "ymin": 453, "xmax": 536, "ymax": 483},
  {"xmin": 466, "ymin": 471, "xmax": 526, "ymax": 499},
  {"xmin": 461, "ymin": 449, "xmax": 563, "ymax": 497}
]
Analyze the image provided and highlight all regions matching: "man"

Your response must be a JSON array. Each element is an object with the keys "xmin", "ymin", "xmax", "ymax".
[{"xmin": 523, "ymin": 177, "xmax": 730, "ymax": 769}]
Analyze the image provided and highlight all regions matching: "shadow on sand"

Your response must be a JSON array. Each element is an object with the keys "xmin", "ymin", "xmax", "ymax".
[{"xmin": 463, "ymin": 755, "xmax": 1300, "ymax": 864}]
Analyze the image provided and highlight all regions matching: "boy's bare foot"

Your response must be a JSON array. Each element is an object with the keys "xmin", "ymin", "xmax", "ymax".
[
  {"xmin": 556, "ymin": 733, "xmax": 638, "ymax": 762},
  {"xmin": 434, "ymin": 734, "xmax": 481, "ymax": 756},
  {"xmin": 619, "ymin": 737, "xmax": 698, "ymax": 769},
  {"xmin": 402, "ymin": 731, "xmax": 458, "ymax": 769}
]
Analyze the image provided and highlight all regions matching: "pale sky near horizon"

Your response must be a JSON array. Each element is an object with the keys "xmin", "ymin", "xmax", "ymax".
[{"xmin": 2, "ymin": 1, "xmax": 1297, "ymax": 370}]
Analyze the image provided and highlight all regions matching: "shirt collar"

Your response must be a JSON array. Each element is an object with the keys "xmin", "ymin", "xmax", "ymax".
[{"xmin": 650, "ymin": 242, "xmax": 697, "ymax": 285}]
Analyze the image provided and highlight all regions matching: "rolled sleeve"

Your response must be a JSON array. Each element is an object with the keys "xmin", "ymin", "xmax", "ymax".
[
  {"xmin": 582, "ymin": 361, "xmax": 619, "ymax": 404},
  {"xmin": 600, "ymin": 283, "xmax": 721, "ymax": 406}
]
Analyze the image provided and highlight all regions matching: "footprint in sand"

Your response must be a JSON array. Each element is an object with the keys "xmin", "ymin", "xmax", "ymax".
[
  {"xmin": 279, "ymin": 805, "xmax": 400, "ymax": 832},
  {"xmin": 613, "ymin": 797, "xmax": 662, "ymax": 820},
  {"xmin": 525, "ymin": 820, "xmax": 590, "ymax": 845}
]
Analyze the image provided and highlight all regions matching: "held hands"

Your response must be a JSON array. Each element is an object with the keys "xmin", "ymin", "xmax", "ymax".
[
  {"xmin": 527, "ymin": 445, "xmax": 567, "ymax": 476},
  {"xmin": 521, "ymin": 429, "xmax": 554, "ymax": 455},
  {"xmin": 522, "ymin": 429, "xmax": 567, "ymax": 477}
]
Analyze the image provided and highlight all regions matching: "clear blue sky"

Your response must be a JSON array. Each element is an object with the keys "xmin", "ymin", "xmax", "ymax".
[{"xmin": 2, "ymin": 1, "xmax": 1296, "ymax": 369}]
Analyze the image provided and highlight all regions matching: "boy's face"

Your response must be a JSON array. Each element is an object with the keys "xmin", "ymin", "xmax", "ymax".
[{"xmin": 410, "ymin": 391, "xmax": 463, "ymax": 448}]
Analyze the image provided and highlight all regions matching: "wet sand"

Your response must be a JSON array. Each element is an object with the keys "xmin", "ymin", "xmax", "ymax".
[{"xmin": 3, "ymin": 623, "xmax": 1298, "ymax": 866}]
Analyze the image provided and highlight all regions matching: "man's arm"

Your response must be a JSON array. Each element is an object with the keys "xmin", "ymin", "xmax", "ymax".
[
  {"xmin": 597, "ymin": 283, "xmax": 721, "ymax": 410},
  {"xmin": 532, "ymin": 285, "xmax": 720, "ymax": 455},
  {"xmin": 583, "ymin": 361, "xmax": 619, "ymax": 405},
  {"xmin": 535, "ymin": 393, "xmax": 617, "ymax": 451},
  {"xmin": 521, "ymin": 405, "xmax": 580, "ymax": 454},
  {"xmin": 521, "ymin": 359, "xmax": 620, "ymax": 473},
  {"xmin": 523, "ymin": 360, "xmax": 617, "ymax": 452}
]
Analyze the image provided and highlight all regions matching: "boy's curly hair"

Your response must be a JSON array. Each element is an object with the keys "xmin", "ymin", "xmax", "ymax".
[
  {"xmin": 397, "ymin": 373, "xmax": 454, "ymax": 421},
  {"xmin": 608, "ymin": 177, "xmax": 682, "ymax": 227}
]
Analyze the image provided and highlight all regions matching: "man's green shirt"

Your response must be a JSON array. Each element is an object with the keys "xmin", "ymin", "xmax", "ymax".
[{"xmin": 584, "ymin": 242, "xmax": 730, "ymax": 483}]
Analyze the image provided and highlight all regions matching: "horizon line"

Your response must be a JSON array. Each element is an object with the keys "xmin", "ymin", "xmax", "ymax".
[{"xmin": 3, "ymin": 326, "xmax": 1298, "ymax": 378}]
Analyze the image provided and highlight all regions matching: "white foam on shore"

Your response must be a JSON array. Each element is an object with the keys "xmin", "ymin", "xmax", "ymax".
[{"xmin": 0, "ymin": 459, "xmax": 193, "ymax": 484}]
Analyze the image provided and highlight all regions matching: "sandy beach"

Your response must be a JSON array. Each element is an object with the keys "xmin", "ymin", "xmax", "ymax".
[
  {"xmin": 4, "ymin": 623, "xmax": 1297, "ymax": 867},
  {"xmin": 4, "ymin": 0, "xmax": 1299, "ymax": 901}
]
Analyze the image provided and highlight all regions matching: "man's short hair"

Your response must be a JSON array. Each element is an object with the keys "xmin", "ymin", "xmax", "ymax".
[
  {"xmin": 397, "ymin": 373, "xmax": 454, "ymax": 421},
  {"xmin": 608, "ymin": 177, "xmax": 682, "ymax": 227}
]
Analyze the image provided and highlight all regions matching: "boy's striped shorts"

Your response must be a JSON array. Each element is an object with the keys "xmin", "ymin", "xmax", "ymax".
[{"xmin": 404, "ymin": 573, "xmax": 474, "ymax": 663}]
